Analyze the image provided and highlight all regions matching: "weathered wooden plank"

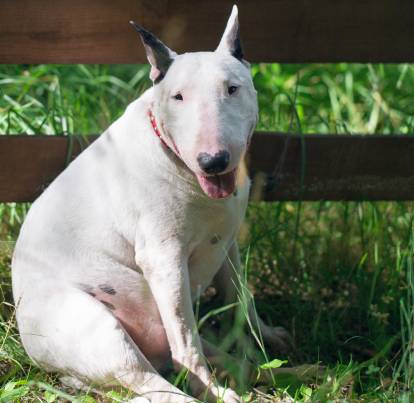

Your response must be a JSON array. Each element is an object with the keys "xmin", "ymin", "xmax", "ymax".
[
  {"xmin": 248, "ymin": 134, "xmax": 414, "ymax": 201},
  {"xmin": 0, "ymin": 136, "xmax": 95, "ymax": 203},
  {"xmin": 1, "ymin": 0, "xmax": 414, "ymax": 63},
  {"xmin": 1, "ymin": 134, "xmax": 414, "ymax": 202}
]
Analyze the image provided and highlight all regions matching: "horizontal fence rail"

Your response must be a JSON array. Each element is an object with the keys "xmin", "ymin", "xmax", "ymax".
[
  {"xmin": 2, "ymin": 0, "xmax": 414, "ymax": 63},
  {"xmin": 1, "ymin": 134, "xmax": 414, "ymax": 202}
]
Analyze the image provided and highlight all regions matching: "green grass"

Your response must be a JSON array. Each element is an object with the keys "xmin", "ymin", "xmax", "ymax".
[{"xmin": 1, "ymin": 63, "xmax": 414, "ymax": 401}]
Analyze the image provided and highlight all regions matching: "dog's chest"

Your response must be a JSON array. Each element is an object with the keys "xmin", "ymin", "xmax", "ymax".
[{"xmin": 185, "ymin": 194, "xmax": 246, "ymax": 296}]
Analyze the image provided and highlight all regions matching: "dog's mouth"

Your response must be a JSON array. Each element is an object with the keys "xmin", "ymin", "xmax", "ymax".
[{"xmin": 195, "ymin": 169, "xmax": 237, "ymax": 199}]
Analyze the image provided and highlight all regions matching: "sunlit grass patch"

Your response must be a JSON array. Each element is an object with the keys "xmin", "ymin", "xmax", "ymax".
[{"xmin": 0, "ymin": 65, "xmax": 150, "ymax": 135}]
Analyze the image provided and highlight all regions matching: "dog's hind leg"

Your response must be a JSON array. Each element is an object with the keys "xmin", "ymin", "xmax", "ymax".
[
  {"xmin": 17, "ymin": 286, "xmax": 194, "ymax": 403},
  {"xmin": 213, "ymin": 242, "xmax": 293, "ymax": 355}
]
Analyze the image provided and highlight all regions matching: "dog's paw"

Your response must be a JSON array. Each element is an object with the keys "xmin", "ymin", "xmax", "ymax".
[
  {"xmin": 212, "ymin": 385, "xmax": 242, "ymax": 403},
  {"xmin": 197, "ymin": 384, "xmax": 242, "ymax": 402},
  {"xmin": 221, "ymin": 388, "xmax": 243, "ymax": 403}
]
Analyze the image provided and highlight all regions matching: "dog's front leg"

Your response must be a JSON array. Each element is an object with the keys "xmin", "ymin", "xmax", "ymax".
[{"xmin": 136, "ymin": 240, "xmax": 241, "ymax": 403}]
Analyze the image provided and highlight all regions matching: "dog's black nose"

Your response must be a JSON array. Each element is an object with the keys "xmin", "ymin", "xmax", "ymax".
[{"xmin": 197, "ymin": 150, "xmax": 230, "ymax": 174}]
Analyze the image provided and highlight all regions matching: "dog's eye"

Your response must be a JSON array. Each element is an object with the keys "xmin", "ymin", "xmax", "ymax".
[
  {"xmin": 228, "ymin": 86, "xmax": 238, "ymax": 95},
  {"xmin": 172, "ymin": 93, "xmax": 183, "ymax": 101}
]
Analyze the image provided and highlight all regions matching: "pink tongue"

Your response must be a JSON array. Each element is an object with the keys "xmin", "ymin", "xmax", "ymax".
[{"xmin": 196, "ymin": 170, "xmax": 237, "ymax": 199}]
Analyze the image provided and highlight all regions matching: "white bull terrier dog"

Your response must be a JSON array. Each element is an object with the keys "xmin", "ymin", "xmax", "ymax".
[{"xmin": 12, "ymin": 6, "xmax": 288, "ymax": 402}]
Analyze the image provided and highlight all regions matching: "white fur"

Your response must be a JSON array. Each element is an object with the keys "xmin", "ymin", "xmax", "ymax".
[{"xmin": 11, "ymin": 6, "xmax": 281, "ymax": 403}]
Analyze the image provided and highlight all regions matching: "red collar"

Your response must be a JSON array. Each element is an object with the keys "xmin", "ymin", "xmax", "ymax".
[{"xmin": 148, "ymin": 110, "xmax": 181, "ymax": 157}]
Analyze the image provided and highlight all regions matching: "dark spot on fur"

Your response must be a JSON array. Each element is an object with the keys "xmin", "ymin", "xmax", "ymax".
[
  {"xmin": 101, "ymin": 300, "xmax": 116, "ymax": 310},
  {"xmin": 99, "ymin": 284, "xmax": 116, "ymax": 295},
  {"xmin": 78, "ymin": 283, "xmax": 95, "ymax": 296},
  {"xmin": 234, "ymin": 189, "xmax": 238, "ymax": 197},
  {"xmin": 210, "ymin": 235, "xmax": 222, "ymax": 245}
]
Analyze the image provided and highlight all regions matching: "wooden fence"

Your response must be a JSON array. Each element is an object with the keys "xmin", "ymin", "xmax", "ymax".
[{"xmin": 1, "ymin": 0, "xmax": 414, "ymax": 202}]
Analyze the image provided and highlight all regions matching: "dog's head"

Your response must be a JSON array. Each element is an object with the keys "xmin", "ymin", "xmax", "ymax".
[{"xmin": 131, "ymin": 6, "xmax": 258, "ymax": 199}]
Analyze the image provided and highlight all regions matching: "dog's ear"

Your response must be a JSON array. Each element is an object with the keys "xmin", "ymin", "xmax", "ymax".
[
  {"xmin": 216, "ymin": 5, "xmax": 243, "ymax": 61},
  {"xmin": 130, "ymin": 21, "xmax": 177, "ymax": 83}
]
